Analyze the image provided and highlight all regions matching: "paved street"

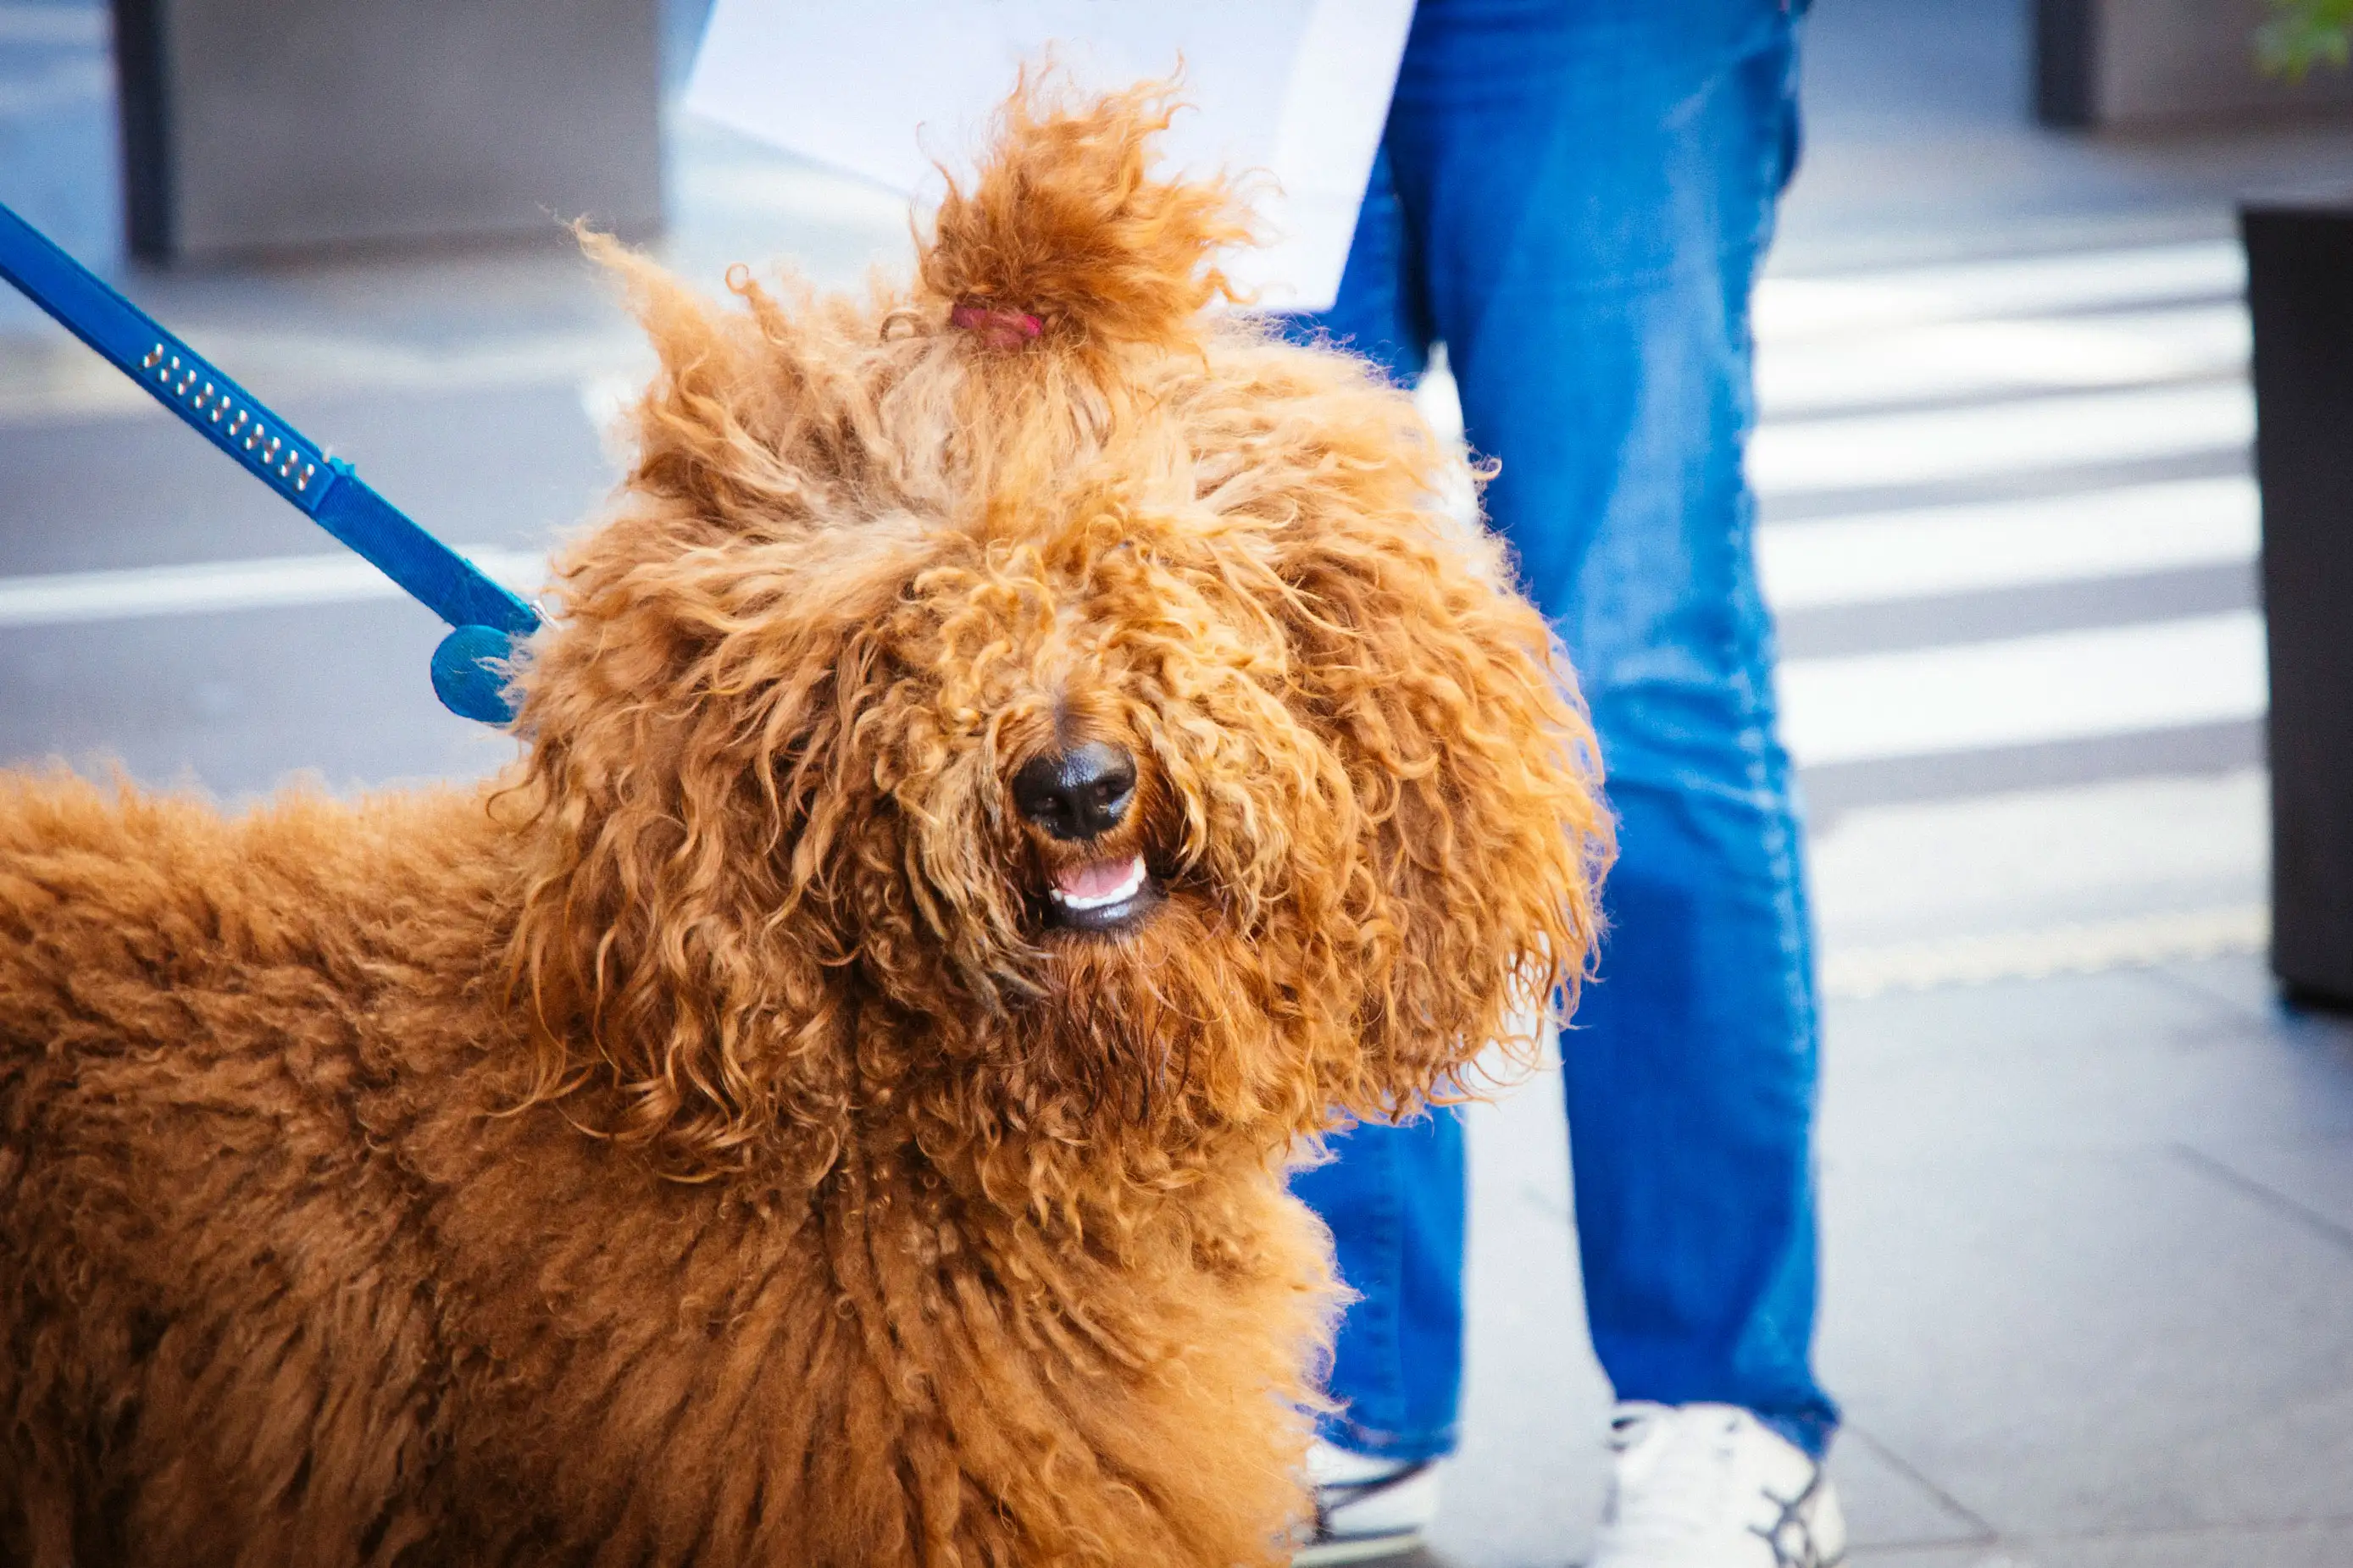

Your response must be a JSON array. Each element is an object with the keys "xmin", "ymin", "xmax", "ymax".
[{"xmin": 3, "ymin": 1, "xmax": 2353, "ymax": 1564}]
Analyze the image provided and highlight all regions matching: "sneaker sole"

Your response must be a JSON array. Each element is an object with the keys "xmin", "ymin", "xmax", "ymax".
[{"xmin": 1292, "ymin": 1526, "xmax": 1427, "ymax": 1565}]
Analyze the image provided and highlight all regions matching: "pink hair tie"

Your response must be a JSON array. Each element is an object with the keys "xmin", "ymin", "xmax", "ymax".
[{"xmin": 949, "ymin": 302, "xmax": 1045, "ymax": 349}]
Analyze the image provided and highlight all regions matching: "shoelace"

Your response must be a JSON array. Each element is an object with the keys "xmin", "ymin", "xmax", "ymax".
[
  {"xmin": 1751, "ymin": 1466, "xmax": 1842, "ymax": 1568},
  {"xmin": 1311, "ymin": 1460, "xmax": 1436, "ymax": 1543}
]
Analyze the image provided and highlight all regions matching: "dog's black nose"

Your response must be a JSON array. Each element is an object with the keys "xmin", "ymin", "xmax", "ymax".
[{"xmin": 1012, "ymin": 742, "xmax": 1136, "ymax": 840}]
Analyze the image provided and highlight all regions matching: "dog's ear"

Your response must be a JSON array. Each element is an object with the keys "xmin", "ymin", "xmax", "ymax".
[
  {"xmin": 577, "ymin": 227, "xmax": 898, "ymax": 543},
  {"xmin": 918, "ymin": 77, "xmax": 1255, "ymax": 359},
  {"xmin": 1241, "ymin": 368, "xmax": 1613, "ymax": 1116},
  {"xmin": 499, "ymin": 514, "xmax": 923, "ymax": 1183}
]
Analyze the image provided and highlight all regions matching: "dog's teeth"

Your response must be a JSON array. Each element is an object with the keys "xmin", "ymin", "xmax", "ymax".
[{"xmin": 1049, "ymin": 856, "xmax": 1146, "ymax": 911}]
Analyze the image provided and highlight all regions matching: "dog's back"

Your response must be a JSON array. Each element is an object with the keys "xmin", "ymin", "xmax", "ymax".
[{"xmin": 0, "ymin": 776, "xmax": 498, "ymax": 1565}]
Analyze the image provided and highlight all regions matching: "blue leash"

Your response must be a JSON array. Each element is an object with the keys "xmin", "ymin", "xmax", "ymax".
[{"xmin": 0, "ymin": 200, "xmax": 541, "ymax": 725}]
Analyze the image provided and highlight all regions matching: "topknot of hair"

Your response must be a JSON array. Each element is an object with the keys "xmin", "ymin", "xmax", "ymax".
[{"xmin": 918, "ymin": 75, "xmax": 1257, "ymax": 355}]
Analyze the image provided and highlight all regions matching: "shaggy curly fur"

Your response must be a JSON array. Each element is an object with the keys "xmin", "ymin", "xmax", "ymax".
[{"xmin": 0, "ymin": 81, "xmax": 1608, "ymax": 1567}]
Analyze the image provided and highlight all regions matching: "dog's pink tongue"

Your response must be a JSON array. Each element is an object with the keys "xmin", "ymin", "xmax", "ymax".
[{"xmin": 1054, "ymin": 855, "xmax": 1142, "ymax": 900}]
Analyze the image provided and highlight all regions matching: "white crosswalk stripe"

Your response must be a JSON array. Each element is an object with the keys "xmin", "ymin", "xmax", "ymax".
[
  {"xmin": 1749, "ymin": 380, "xmax": 2252, "ymax": 498},
  {"xmin": 1779, "ymin": 611, "xmax": 2265, "ymax": 767},
  {"xmin": 1756, "ymin": 475, "xmax": 2256, "ymax": 609},
  {"xmin": 1755, "ymin": 301, "xmax": 2247, "ymax": 418},
  {"xmin": 1751, "ymin": 240, "xmax": 2242, "ymax": 337},
  {"xmin": 0, "ymin": 547, "xmax": 547, "ymax": 627}
]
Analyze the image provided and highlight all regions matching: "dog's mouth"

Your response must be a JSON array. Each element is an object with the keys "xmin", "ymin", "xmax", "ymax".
[{"xmin": 1041, "ymin": 852, "xmax": 1157, "ymax": 934}]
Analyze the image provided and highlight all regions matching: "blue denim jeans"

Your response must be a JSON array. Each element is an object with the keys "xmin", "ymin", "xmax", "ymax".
[{"xmin": 1281, "ymin": 0, "xmax": 1838, "ymax": 1463}]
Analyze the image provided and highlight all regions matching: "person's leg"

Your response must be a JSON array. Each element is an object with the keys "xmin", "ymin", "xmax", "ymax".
[
  {"xmin": 1273, "ymin": 147, "xmax": 1465, "ymax": 1465},
  {"xmin": 1378, "ymin": 0, "xmax": 1837, "ymax": 1454},
  {"xmin": 1281, "ymin": 146, "xmax": 1435, "ymax": 391},
  {"xmin": 1289, "ymin": 1110, "xmax": 1466, "ymax": 1460}
]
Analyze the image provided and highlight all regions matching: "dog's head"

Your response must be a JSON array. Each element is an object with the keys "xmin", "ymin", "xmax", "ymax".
[{"xmin": 504, "ymin": 82, "xmax": 1610, "ymax": 1192}]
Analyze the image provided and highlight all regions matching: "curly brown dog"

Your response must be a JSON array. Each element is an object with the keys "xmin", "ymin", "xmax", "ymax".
[{"xmin": 0, "ymin": 83, "xmax": 1607, "ymax": 1568}]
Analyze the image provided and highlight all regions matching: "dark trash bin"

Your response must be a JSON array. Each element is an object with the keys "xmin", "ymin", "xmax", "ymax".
[
  {"xmin": 2244, "ymin": 204, "xmax": 2353, "ymax": 1006},
  {"xmin": 111, "ymin": 0, "xmax": 663, "ymax": 261}
]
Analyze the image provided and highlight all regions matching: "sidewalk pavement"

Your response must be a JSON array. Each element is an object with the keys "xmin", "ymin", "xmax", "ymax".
[
  {"xmin": 1442, "ymin": 956, "xmax": 2353, "ymax": 1568},
  {"xmin": 4, "ymin": 2, "xmax": 2353, "ymax": 1565}
]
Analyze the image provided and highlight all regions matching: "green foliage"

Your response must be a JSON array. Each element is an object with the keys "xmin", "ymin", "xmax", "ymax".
[{"xmin": 2259, "ymin": 0, "xmax": 2353, "ymax": 81}]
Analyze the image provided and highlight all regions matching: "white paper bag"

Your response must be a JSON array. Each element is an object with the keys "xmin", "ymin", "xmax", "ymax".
[{"xmin": 682, "ymin": 0, "xmax": 1415, "ymax": 313}]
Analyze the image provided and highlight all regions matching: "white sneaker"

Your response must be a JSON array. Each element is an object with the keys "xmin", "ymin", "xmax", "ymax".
[
  {"xmin": 1590, "ymin": 1403, "xmax": 1846, "ymax": 1568},
  {"xmin": 1291, "ymin": 1439, "xmax": 1443, "ymax": 1565}
]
